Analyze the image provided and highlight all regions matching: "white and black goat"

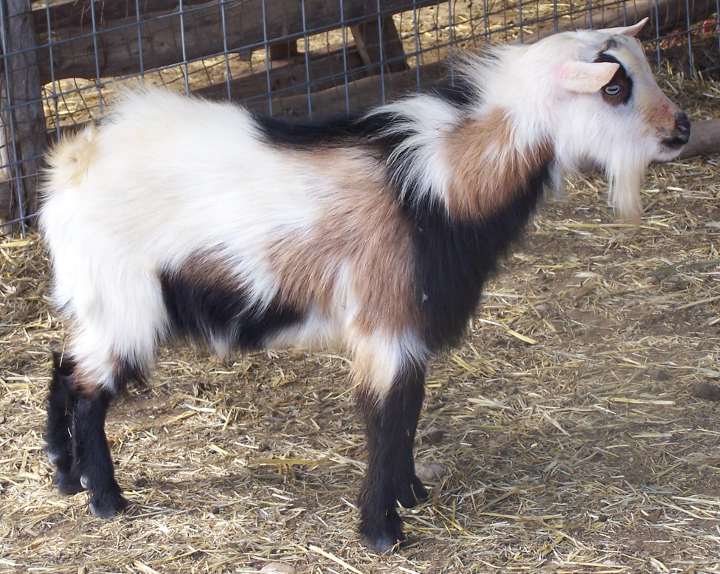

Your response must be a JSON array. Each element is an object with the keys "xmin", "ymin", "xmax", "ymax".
[{"xmin": 40, "ymin": 19, "xmax": 689, "ymax": 552}]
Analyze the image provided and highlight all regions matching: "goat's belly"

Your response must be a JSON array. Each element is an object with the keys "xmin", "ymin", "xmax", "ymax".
[{"xmin": 263, "ymin": 307, "xmax": 345, "ymax": 352}]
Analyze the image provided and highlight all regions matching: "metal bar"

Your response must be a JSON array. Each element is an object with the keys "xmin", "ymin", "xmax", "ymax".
[
  {"xmin": 412, "ymin": 0, "xmax": 421, "ymax": 90},
  {"xmin": 448, "ymin": 0, "xmax": 455, "ymax": 85},
  {"xmin": 0, "ymin": 0, "xmax": 506, "ymax": 62},
  {"xmin": 684, "ymin": 0, "xmax": 695, "ymax": 73},
  {"xmin": 178, "ymin": 0, "xmax": 190, "ymax": 94},
  {"xmin": 0, "ymin": 0, "xmax": 26, "ymax": 235},
  {"xmin": 219, "ymin": 0, "xmax": 232, "ymax": 99},
  {"xmin": 376, "ymin": 0, "xmax": 386, "ymax": 105},
  {"xmin": 89, "ymin": 0, "xmax": 104, "ymax": 114},
  {"xmin": 300, "ymin": 0, "xmax": 312, "ymax": 116},
  {"xmin": 653, "ymin": 0, "xmax": 661, "ymax": 67},
  {"xmin": 135, "ymin": 0, "xmax": 145, "ymax": 78},
  {"xmin": 339, "ymin": 0, "xmax": 350, "ymax": 115},
  {"xmin": 44, "ymin": 0, "xmax": 60, "ymax": 140},
  {"xmin": 260, "ymin": 0, "xmax": 272, "ymax": 115},
  {"xmin": 0, "ymin": 210, "xmax": 39, "ymax": 230},
  {"xmin": 483, "ymin": 0, "xmax": 490, "ymax": 40},
  {"xmin": 716, "ymin": 0, "xmax": 720, "ymax": 63}
]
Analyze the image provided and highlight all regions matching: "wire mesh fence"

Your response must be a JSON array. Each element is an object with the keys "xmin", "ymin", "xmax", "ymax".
[{"xmin": 0, "ymin": 0, "xmax": 717, "ymax": 234}]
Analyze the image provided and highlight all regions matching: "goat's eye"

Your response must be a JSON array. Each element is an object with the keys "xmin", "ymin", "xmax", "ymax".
[{"xmin": 604, "ymin": 84, "xmax": 622, "ymax": 97}]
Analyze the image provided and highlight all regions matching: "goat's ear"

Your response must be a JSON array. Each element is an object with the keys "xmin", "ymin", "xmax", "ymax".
[
  {"xmin": 597, "ymin": 17, "xmax": 649, "ymax": 38},
  {"xmin": 559, "ymin": 61, "xmax": 620, "ymax": 93}
]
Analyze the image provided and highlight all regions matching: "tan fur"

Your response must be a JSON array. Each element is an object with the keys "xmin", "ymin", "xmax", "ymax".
[
  {"xmin": 46, "ymin": 126, "xmax": 99, "ymax": 187},
  {"xmin": 170, "ymin": 251, "xmax": 239, "ymax": 294},
  {"xmin": 640, "ymin": 95, "xmax": 678, "ymax": 136},
  {"xmin": 446, "ymin": 108, "xmax": 554, "ymax": 219},
  {"xmin": 268, "ymin": 148, "xmax": 418, "ymax": 336},
  {"xmin": 66, "ymin": 355, "xmax": 102, "ymax": 397}
]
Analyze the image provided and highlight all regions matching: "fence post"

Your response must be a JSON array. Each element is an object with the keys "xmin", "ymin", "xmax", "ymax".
[{"xmin": 0, "ymin": 0, "xmax": 47, "ymax": 227}]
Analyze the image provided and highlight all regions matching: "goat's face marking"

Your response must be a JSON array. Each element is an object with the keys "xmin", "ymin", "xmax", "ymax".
[{"xmin": 532, "ymin": 20, "xmax": 689, "ymax": 220}]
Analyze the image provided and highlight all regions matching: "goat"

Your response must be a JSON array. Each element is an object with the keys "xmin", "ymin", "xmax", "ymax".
[{"xmin": 40, "ymin": 18, "xmax": 689, "ymax": 552}]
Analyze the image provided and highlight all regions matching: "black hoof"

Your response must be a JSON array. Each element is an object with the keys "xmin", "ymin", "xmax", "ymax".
[
  {"xmin": 360, "ymin": 509, "xmax": 405, "ymax": 553},
  {"xmin": 89, "ymin": 488, "xmax": 128, "ymax": 518},
  {"xmin": 54, "ymin": 470, "xmax": 84, "ymax": 495},
  {"xmin": 396, "ymin": 475, "xmax": 428, "ymax": 508}
]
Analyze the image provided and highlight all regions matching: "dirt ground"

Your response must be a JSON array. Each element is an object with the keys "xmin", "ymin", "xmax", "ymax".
[{"xmin": 2, "ymin": 74, "xmax": 720, "ymax": 574}]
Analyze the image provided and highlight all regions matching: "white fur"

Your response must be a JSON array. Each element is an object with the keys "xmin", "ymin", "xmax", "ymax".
[
  {"xmin": 41, "ymin": 24, "xmax": 684, "ymax": 397},
  {"xmin": 368, "ymin": 95, "xmax": 460, "ymax": 208}
]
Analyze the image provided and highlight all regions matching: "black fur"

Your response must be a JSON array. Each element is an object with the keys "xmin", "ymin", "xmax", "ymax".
[
  {"xmin": 355, "ymin": 162, "xmax": 550, "ymax": 550},
  {"xmin": 72, "ymin": 389, "xmax": 127, "ymax": 517},
  {"xmin": 48, "ymin": 84, "xmax": 553, "ymax": 550},
  {"xmin": 46, "ymin": 354, "xmax": 127, "ymax": 516},
  {"xmin": 430, "ymin": 74, "xmax": 478, "ymax": 108},
  {"xmin": 46, "ymin": 352, "xmax": 82, "ymax": 494},
  {"xmin": 358, "ymin": 361, "xmax": 427, "ymax": 552},
  {"xmin": 254, "ymin": 111, "xmax": 395, "ymax": 148},
  {"xmin": 407, "ymin": 166, "xmax": 551, "ymax": 350},
  {"xmin": 113, "ymin": 358, "xmax": 147, "ymax": 394},
  {"xmin": 251, "ymin": 92, "xmax": 552, "ymax": 551},
  {"xmin": 595, "ymin": 52, "xmax": 633, "ymax": 104},
  {"xmin": 159, "ymin": 270, "xmax": 303, "ymax": 351},
  {"xmin": 254, "ymin": 72, "xmax": 473, "ymax": 157}
]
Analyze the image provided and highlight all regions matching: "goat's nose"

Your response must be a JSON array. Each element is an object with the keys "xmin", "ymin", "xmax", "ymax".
[
  {"xmin": 663, "ymin": 112, "xmax": 691, "ymax": 149},
  {"xmin": 675, "ymin": 111, "xmax": 691, "ymax": 140}
]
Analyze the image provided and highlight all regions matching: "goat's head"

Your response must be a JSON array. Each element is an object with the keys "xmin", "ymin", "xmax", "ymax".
[{"xmin": 467, "ymin": 18, "xmax": 690, "ymax": 221}]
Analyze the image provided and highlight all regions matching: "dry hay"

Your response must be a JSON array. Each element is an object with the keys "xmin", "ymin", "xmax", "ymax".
[{"xmin": 2, "ymin": 78, "xmax": 720, "ymax": 573}]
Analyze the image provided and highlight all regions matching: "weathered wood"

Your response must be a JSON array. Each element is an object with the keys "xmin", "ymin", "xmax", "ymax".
[
  {"xmin": 269, "ymin": 40, "xmax": 299, "ymax": 62},
  {"xmin": 246, "ymin": 60, "xmax": 447, "ymax": 117},
  {"xmin": 1, "ymin": 0, "xmax": 47, "ymax": 223},
  {"xmin": 196, "ymin": 46, "xmax": 366, "ymax": 104},
  {"xmin": 351, "ymin": 16, "xmax": 409, "ymax": 74},
  {"xmin": 527, "ymin": 0, "xmax": 715, "ymax": 43},
  {"xmin": 32, "ymin": 0, "xmax": 437, "ymax": 82},
  {"xmin": 678, "ymin": 119, "xmax": 720, "ymax": 159}
]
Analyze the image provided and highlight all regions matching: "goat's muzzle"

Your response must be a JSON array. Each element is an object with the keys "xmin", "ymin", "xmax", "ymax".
[{"xmin": 661, "ymin": 111, "xmax": 691, "ymax": 149}]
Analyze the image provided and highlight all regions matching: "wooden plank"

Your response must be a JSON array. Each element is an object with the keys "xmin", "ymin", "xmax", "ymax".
[
  {"xmin": 269, "ymin": 40, "xmax": 299, "ymax": 62},
  {"xmin": 527, "ymin": 0, "xmax": 715, "ymax": 43},
  {"xmin": 1, "ymin": 0, "xmax": 47, "ymax": 222},
  {"xmin": 244, "ymin": 60, "xmax": 447, "ymax": 117},
  {"xmin": 678, "ymin": 119, "xmax": 720, "ymax": 159},
  {"xmin": 195, "ymin": 46, "xmax": 366, "ymax": 104},
  {"xmin": 351, "ymin": 16, "xmax": 409, "ymax": 74},
  {"xmin": 31, "ymin": 0, "xmax": 438, "ymax": 82}
]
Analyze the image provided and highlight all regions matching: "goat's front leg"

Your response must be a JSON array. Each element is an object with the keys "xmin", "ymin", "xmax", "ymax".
[{"xmin": 355, "ymin": 352, "xmax": 427, "ymax": 552}]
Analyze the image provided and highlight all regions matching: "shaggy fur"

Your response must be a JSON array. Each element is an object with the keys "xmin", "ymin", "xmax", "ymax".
[{"xmin": 40, "ymin": 20, "xmax": 688, "ymax": 552}]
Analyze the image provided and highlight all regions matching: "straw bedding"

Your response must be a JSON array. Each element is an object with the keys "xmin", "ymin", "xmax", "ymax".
[{"xmin": 1, "ymin": 76, "xmax": 720, "ymax": 573}]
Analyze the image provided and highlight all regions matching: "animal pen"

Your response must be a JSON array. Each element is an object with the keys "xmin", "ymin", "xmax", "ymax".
[
  {"xmin": 2, "ymin": 1, "xmax": 720, "ymax": 573},
  {"xmin": 0, "ymin": 0, "xmax": 718, "ymax": 230}
]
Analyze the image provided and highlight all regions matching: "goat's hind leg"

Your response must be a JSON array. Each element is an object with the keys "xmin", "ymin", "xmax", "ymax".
[
  {"xmin": 73, "ymin": 384, "xmax": 127, "ymax": 518},
  {"xmin": 46, "ymin": 352, "xmax": 130, "ymax": 517},
  {"xmin": 45, "ymin": 352, "xmax": 82, "ymax": 494}
]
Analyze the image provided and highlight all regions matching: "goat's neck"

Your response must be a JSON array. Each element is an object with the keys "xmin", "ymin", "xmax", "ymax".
[{"xmin": 444, "ymin": 106, "xmax": 554, "ymax": 221}]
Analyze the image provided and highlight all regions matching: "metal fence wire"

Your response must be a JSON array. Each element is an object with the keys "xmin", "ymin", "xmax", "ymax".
[{"xmin": 0, "ymin": 0, "xmax": 717, "ymax": 234}]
